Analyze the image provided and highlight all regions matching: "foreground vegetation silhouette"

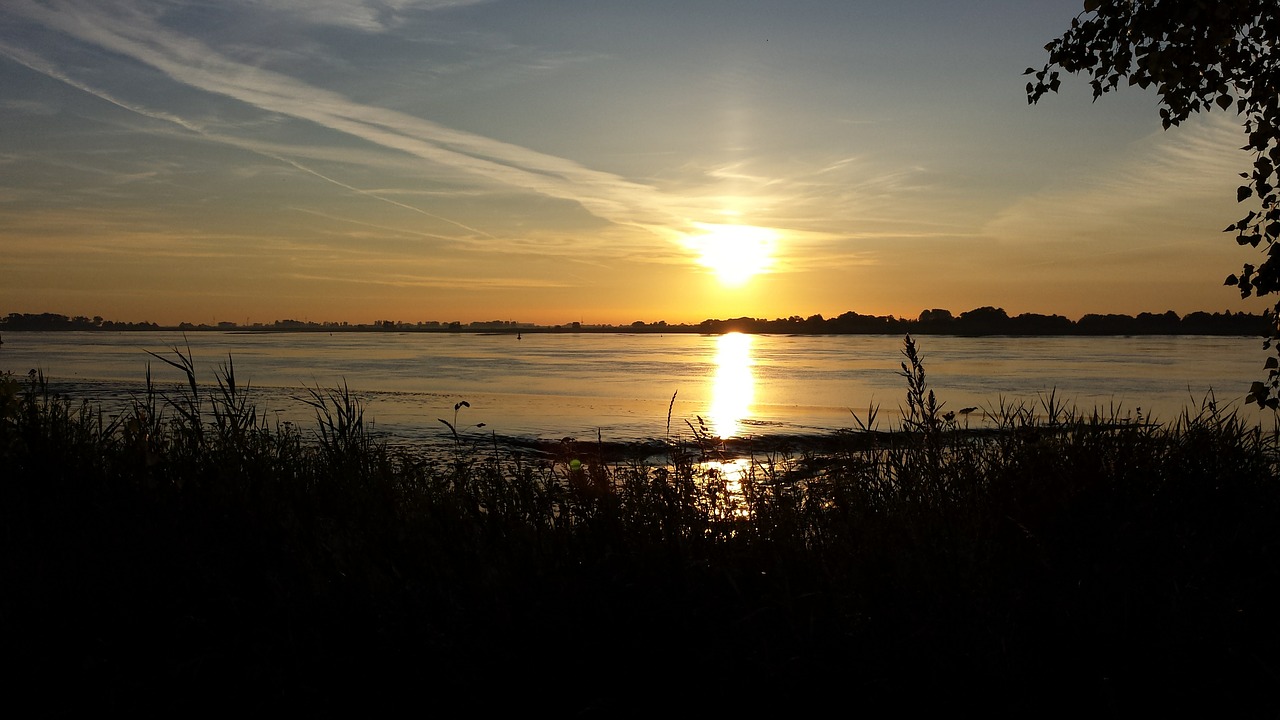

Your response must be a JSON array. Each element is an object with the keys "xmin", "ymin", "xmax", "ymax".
[{"xmin": 2, "ymin": 338, "xmax": 1278, "ymax": 714}]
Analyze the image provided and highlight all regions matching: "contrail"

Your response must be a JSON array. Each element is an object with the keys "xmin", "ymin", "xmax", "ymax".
[
  {"xmin": 3, "ymin": 0, "xmax": 694, "ymax": 232},
  {"xmin": 288, "ymin": 206, "xmax": 482, "ymax": 245},
  {"xmin": 0, "ymin": 41, "xmax": 206, "ymax": 135},
  {"xmin": 0, "ymin": 40, "xmax": 496, "ymax": 242},
  {"xmin": 262, "ymin": 152, "xmax": 497, "ymax": 239}
]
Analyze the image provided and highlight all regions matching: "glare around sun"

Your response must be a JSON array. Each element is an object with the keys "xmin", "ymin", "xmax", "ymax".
[{"xmin": 687, "ymin": 223, "xmax": 778, "ymax": 287}]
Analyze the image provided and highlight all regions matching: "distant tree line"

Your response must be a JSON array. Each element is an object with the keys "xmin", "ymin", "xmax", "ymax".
[
  {"xmin": 1, "ymin": 313, "xmax": 159, "ymax": 331},
  {"xmin": 679, "ymin": 307, "xmax": 1268, "ymax": 336},
  {"xmin": 1, "ymin": 308, "xmax": 1269, "ymax": 336}
]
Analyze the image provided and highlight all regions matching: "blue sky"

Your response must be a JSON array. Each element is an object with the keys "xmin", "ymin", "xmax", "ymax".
[{"xmin": 0, "ymin": 0, "xmax": 1265, "ymax": 324}]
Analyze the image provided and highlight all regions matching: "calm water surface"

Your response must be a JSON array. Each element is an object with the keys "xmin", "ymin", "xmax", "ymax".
[{"xmin": 0, "ymin": 331, "xmax": 1270, "ymax": 444}]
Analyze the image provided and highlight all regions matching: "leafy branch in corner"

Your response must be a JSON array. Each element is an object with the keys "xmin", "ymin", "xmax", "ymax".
[{"xmin": 1026, "ymin": 0, "xmax": 1280, "ymax": 406}]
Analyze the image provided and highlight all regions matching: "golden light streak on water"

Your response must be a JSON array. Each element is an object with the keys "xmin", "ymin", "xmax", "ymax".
[
  {"xmin": 708, "ymin": 332, "xmax": 754, "ymax": 438},
  {"xmin": 695, "ymin": 457, "xmax": 754, "ymax": 520}
]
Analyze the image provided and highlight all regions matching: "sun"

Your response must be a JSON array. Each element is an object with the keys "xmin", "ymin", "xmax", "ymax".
[{"xmin": 686, "ymin": 222, "xmax": 777, "ymax": 287}]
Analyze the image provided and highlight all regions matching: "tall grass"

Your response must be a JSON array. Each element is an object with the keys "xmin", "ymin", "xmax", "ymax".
[{"xmin": 1, "ymin": 339, "xmax": 1278, "ymax": 715}]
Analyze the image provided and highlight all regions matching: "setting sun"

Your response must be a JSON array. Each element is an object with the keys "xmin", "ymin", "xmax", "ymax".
[{"xmin": 686, "ymin": 223, "xmax": 778, "ymax": 287}]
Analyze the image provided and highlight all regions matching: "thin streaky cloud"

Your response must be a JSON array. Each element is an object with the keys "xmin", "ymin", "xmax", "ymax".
[
  {"xmin": 0, "ymin": 38, "xmax": 499, "ymax": 243},
  {"xmin": 234, "ymin": 0, "xmax": 493, "ymax": 32},
  {"xmin": 5, "ymin": 1, "xmax": 701, "ymax": 233},
  {"xmin": 985, "ymin": 113, "xmax": 1244, "ymax": 243},
  {"xmin": 0, "ymin": 98, "xmax": 59, "ymax": 115},
  {"xmin": 0, "ymin": 40, "xmax": 208, "ymax": 135},
  {"xmin": 287, "ymin": 207, "xmax": 479, "ymax": 245},
  {"xmin": 267, "ymin": 154, "xmax": 496, "ymax": 239},
  {"xmin": 117, "ymin": 121, "xmax": 502, "ymax": 198},
  {"xmin": 288, "ymin": 272, "xmax": 570, "ymax": 290}
]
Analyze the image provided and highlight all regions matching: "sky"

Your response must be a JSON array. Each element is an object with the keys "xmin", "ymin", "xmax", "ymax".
[{"xmin": 0, "ymin": 0, "xmax": 1270, "ymax": 326}]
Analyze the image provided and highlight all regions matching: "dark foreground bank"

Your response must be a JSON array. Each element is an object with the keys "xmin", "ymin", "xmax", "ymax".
[{"xmin": 3, "ymin": 348, "xmax": 1279, "ymax": 716}]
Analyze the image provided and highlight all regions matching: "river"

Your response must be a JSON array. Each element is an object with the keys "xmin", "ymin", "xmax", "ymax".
[{"xmin": 0, "ymin": 331, "xmax": 1270, "ymax": 447}]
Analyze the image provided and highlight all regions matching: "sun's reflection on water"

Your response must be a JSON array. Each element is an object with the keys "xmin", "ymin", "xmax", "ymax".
[
  {"xmin": 699, "ymin": 457, "xmax": 753, "ymax": 520},
  {"xmin": 709, "ymin": 332, "xmax": 755, "ymax": 438}
]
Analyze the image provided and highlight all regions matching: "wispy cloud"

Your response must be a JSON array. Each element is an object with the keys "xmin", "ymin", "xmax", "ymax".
[
  {"xmin": 268, "ymin": 154, "xmax": 495, "ymax": 239},
  {"xmin": 0, "ymin": 98, "xmax": 59, "ymax": 115},
  {"xmin": 288, "ymin": 272, "xmax": 569, "ymax": 290},
  {"xmin": 3, "ymin": 0, "xmax": 697, "ymax": 235},
  {"xmin": 231, "ymin": 0, "xmax": 493, "ymax": 32},
  {"xmin": 287, "ymin": 207, "xmax": 479, "ymax": 246},
  {"xmin": 985, "ymin": 113, "xmax": 1246, "ymax": 245},
  {"xmin": 0, "ymin": 39, "xmax": 209, "ymax": 133}
]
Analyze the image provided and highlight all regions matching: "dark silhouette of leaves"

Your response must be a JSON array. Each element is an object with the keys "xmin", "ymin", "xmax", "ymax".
[{"xmin": 1028, "ymin": 0, "xmax": 1280, "ymax": 405}]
